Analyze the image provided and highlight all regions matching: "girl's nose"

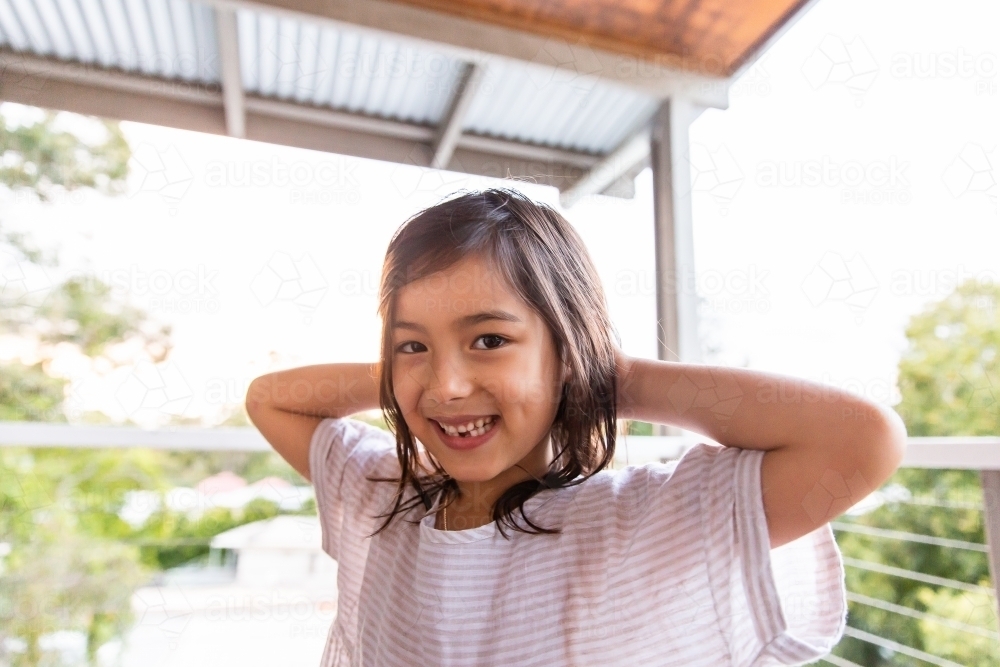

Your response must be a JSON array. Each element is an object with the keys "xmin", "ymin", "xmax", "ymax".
[{"xmin": 425, "ymin": 354, "xmax": 475, "ymax": 403}]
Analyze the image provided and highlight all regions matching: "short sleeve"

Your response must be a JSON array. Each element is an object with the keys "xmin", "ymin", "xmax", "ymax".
[
  {"xmin": 308, "ymin": 417, "xmax": 398, "ymax": 561},
  {"xmin": 700, "ymin": 444, "xmax": 848, "ymax": 666}
]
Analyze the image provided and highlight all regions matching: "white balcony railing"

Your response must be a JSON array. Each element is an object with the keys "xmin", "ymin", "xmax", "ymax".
[{"xmin": 2, "ymin": 422, "xmax": 999, "ymax": 666}]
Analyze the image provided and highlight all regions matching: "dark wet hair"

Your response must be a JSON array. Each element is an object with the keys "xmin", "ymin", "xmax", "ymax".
[{"xmin": 367, "ymin": 188, "xmax": 619, "ymax": 539}]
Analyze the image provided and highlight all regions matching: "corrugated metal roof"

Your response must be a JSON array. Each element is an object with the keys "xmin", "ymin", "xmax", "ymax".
[
  {"xmin": 236, "ymin": 10, "xmax": 464, "ymax": 126},
  {"xmin": 0, "ymin": 0, "xmax": 219, "ymax": 82},
  {"xmin": 0, "ymin": 0, "xmax": 657, "ymax": 155},
  {"xmin": 463, "ymin": 57, "xmax": 658, "ymax": 154}
]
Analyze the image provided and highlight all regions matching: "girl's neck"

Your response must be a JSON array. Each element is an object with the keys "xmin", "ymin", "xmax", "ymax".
[{"xmin": 440, "ymin": 435, "xmax": 554, "ymax": 530}]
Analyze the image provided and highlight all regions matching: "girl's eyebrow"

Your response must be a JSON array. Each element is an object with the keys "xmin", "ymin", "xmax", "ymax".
[{"xmin": 392, "ymin": 309, "xmax": 522, "ymax": 332}]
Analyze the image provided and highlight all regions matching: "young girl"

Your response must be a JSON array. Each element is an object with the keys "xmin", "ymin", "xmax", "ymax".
[{"xmin": 246, "ymin": 189, "xmax": 906, "ymax": 666}]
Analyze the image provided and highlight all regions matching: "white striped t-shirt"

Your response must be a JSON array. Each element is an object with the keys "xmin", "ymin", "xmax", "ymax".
[{"xmin": 309, "ymin": 417, "xmax": 847, "ymax": 666}]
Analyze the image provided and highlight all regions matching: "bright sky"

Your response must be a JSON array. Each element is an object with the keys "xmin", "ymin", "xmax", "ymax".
[{"xmin": 0, "ymin": 0, "xmax": 996, "ymax": 428}]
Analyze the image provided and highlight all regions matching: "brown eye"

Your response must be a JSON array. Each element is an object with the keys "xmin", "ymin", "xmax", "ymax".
[
  {"xmin": 473, "ymin": 334, "xmax": 507, "ymax": 350},
  {"xmin": 396, "ymin": 341, "xmax": 426, "ymax": 354}
]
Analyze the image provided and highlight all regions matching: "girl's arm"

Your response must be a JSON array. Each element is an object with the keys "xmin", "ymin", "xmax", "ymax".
[
  {"xmin": 615, "ymin": 350, "xmax": 907, "ymax": 549},
  {"xmin": 245, "ymin": 363, "xmax": 381, "ymax": 482}
]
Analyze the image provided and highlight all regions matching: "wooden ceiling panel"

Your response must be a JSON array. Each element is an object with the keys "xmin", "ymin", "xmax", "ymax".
[{"xmin": 384, "ymin": 0, "xmax": 807, "ymax": 76}]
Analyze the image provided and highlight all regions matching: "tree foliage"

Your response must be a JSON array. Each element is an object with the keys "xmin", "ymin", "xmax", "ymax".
[
  {"xmin": 0, "ymin": 112, "xmax": 129, "ymax": 202},
  {"xmin": 0, "ymin": 109, "xmax": 311, "ymax": 666},
  {"xmin": 0, "ymin": 442, "xmax": 168, "ymax": 666},
  {"xmin": 0, "ymin": 362, "xmax": 67, "ymax": 423},
  {"xmin": 896, "ymin": 281, "xmax": 1000, "ymax": 437},
  {"xmin": 829, "ymin": 280, "xmax": 1000, "ymax": 666},
  {"xmin": 0, "ymin": 108, "xmax": 148, "ymax": 667}
]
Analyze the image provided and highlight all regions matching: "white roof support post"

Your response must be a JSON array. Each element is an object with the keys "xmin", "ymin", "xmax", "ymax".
[
  {"xmin": 650, "ymin": 97, "xmax": 704, "ymax": 434},
  {"xmin": 560, "ymin": 130, "xmax": 651, "ymax": 208},
  {"xmin": 431, "ymin": 62, "xmax": 484, "ymax": 170},
  {"xmin": 215, "ymin": 7, "xmax": 246, "ymax": 138}
]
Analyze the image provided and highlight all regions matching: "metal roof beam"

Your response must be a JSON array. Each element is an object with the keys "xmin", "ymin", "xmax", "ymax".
[
  {"xmin": 243, "ymin": 94, "xmax": 597, "ymax": 168},
  {"xmin": 215, "ymin": 7, "xmax": 246, "ymax": 138},
  {"xmin": 0, "ymin": 50, "xmax": 222, "ymax": 106},
  {"xmin": 0, "ymin": 48, "xmax": 598, "ymax": 190},
  {"xmin": 204, "ymin": 0, "xmax": 730, "ymax": 108},
  {"xmin": 560, "ymin": 130, "xmax": 651, "ymax": 208},
  {"xmin": 598, "ymin": 154, "xmax": 650, "ymax": 198},
  {"xmin": 0, "ymin": 50, "xmax": 227, "ymax": 134},
  {"xmin": 431, "ymin": 62, "xmax": 483, "ymax": 170}
]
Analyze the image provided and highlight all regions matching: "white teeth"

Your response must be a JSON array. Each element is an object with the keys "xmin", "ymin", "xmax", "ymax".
[{"xmin": 436, "ymin": 416, "xmax": 496, "ymax": 437}]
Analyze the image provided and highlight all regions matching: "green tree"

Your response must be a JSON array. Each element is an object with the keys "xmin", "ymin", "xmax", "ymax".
[
  {"xmin": 0, "ymin": 362, "xmax": 66, "ymax": 423},
  {"xmin": 1, "ymin": 504, "xmax": 147, "ymax": 667},
  {"xmin": 0, "ymin": 108, "xmax": 159, "ymax": 667},
  {"xmin": 134, "ymin": 498, "xmax": 285, "ymax": 570},
  {"xmin": 0, "ymin": 111, "xmax": 128, "ymax": 201},
  {"xmin": 0, "ymin": 107, "xmax": 313, "ymax": 666},
  {"xmin": 0, "ymin": 110, "xmax": 170, "ymax": 422},
  {"xmin": 896, "ymin": 281, "xmax": 1000, "ymax": 436},
  {"xmin": 830, "ymin": 280, "xmax": 1000, "ymax": 666}
]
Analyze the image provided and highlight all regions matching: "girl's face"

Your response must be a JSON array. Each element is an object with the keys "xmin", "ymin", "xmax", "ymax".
[{"xmin": 390, "ymin": 254, "xmax": 566, "ymax": 488}]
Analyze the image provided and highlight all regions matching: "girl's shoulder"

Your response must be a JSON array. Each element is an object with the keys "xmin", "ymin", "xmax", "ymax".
[
  {"xmin": 310, "ymin": 416, "xmax": 400, "ymax": 492},
  {"xmin": 313, "ymin": 416, "xmax": 396, "ymax": 457},
  {"xmin": 580, "ymin": 442, "xmax": 729, "ymax": 498},
  {"xmin": 315, "ymin": 415, "xmax": 395, "ymax": 444},
  {"xmin": 556, "ymin": 442, "xmax": 751, "ymax": 533}
]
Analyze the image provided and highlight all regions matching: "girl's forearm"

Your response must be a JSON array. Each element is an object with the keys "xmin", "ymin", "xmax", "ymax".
[
  {"xmin": 617, "ymin": 355, "xmax": 893, "ymax": 453},
  {"xmin": 246, "ymin": 363, "xmax": 381, "ymax": 419}
]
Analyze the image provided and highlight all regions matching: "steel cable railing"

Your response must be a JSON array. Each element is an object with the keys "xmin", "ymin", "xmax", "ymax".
[
  {"xmin": 823, "ymin": 487, "xmax": 998, "ymax": 666},
  {"xmin": 832, "ymin": 521, "xmax": 990, "ymax": 553},
  {"xmin": 845, "ymin": 591, "xmax": 999, "ymax": 640},
  {"xmin": 841, "ymin": 556, "xmax": 994, "ymax": 596}
]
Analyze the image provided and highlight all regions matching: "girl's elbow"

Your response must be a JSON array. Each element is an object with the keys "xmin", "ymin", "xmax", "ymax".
[
  {"xmin": 245, "ymin": 375, "xmax": 272, "ymax": 416},
  {"xmin": 245, "ymin": 377, "xmax": 260, "ymax": 412},
  {"xmin": 867, "ymin": 404, "xmax": 908, "ymax": 480}
]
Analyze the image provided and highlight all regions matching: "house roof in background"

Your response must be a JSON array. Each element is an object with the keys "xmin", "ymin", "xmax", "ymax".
[{"xmin": 211, "ymin": 515, "xmax": 321, "ymax": 550}]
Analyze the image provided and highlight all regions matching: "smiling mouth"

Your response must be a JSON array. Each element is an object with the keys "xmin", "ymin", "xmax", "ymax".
[{"xmin": 432, "ymin": 415, "xmax": 499, "ymax": 438}]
